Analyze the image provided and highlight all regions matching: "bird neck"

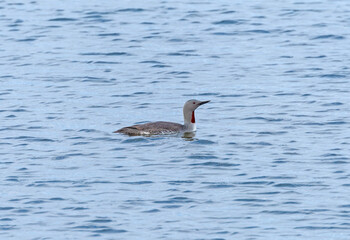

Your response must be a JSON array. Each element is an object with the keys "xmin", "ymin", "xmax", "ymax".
[{"xmin": 183, "ymin": 110, "xmax": 196, "ymax": 132}]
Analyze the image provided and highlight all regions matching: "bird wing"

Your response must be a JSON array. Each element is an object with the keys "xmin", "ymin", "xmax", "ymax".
[{"xmin": 115, "ymin": 121, "xmax": 184, "ymax": 135}]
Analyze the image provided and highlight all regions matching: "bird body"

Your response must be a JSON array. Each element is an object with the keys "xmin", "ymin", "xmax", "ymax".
[
  {"xmin": 115, "ymin": 99, "xmax": 210, "ymax": 136},
  {"xmin": 115, "ymin": 121, "xmax": 184, "ymax": 135}
]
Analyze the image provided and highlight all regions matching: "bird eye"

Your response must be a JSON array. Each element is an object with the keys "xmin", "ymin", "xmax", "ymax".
[{"xmin": 193, "ymin": 102, "xmax": 195, "ymax": 104}]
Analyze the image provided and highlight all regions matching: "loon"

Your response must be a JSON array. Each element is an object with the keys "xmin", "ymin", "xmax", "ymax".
[{"xmin": 114, "ymin": 99, "xmax": 210, "ymax": 136}]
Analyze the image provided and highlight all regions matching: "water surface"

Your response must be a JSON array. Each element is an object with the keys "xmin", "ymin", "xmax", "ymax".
[{"xmin": 1, "ymin": 0, "xmax": 350, "ymax": 239}]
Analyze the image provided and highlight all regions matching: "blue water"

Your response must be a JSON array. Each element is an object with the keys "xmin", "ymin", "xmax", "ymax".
[{"xmin": 1, "ymin": 0, "xmax": 350, "ymax": 239}]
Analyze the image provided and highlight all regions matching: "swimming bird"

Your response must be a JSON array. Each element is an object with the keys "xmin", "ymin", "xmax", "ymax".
[{"xmin": 114, "ymin": 99, "xmax": 210, "ymax": 136}]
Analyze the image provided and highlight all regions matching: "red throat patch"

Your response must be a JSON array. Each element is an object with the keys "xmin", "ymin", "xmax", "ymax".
[{"xmin": 191, "ymin": 111, "xmax": 195, "ymax": 123}]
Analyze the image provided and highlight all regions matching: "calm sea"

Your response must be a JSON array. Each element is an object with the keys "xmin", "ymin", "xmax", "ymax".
[{"xmin": 1, "ymin": 0, "xmax": 350, "ymax": 239}]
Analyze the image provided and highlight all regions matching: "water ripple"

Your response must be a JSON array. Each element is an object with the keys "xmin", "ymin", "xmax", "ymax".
[{"xmin": 1, "ymin": 1, "xmax": 350, "ymax": 239}]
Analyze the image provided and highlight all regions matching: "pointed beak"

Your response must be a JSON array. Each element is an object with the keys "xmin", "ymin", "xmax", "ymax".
[{"xmin": 198, "ymin": 100, "xmax": 210, "ymax": 106}]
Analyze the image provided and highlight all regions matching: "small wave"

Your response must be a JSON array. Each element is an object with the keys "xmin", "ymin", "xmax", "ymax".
[
  {"xmin": 212, "ymin": 20, "xmax": 244, "ymax": 25},
  {"xmin": 17, "ymin": 38, "xmax": 36, "ymax": 42},
  {"xmin": 167, "ymin": 52, "xmax": 199, "ymax": 56},
  {"xmin": 261, "ymin": 210, "xmax": 301, "ymax": 215},
  {"xmin": 154, "ymin": 197, "xmax": 194, "ymax": 204},
  {"xmin": 242, "ymin": 117, "xmax": 283, "ymax": 122},
  {"xmin": 190, "ymin": 161, "xmax": 239, "ymax": 167},
  {"xmin": 0, "ymin": 207, "xmax": 15, "ymax": 211},
  {"xmin": 9, "ymin": 136, "xmax": 55, "ymax": 142},
  {"xmin": 166, "ymin": 180, "xmax": 195, "ymax": 185},
  {"xmin": 80, "ymin": 52, "xmax": 131, "ymax": 56},
  {"xmin": 192, "ymin": 139, "xmax": 216, "ymax": 145},
  {"xmin": 311, "ymin": 35, "xmax": 345, "ymax": 40},
  {"xmin": 219, "ymin": 94, "xmax": 246, "ymax": 98},
  {"xmin": 212, "ymin": 32, "xmax": 237, "ymax": 36},
  {"xmin": 48, "ymin": 18, "xmax": 77, "ymax": 21},
  {"xmin": 53, "ymin": 153, "xmax": 90, "ymax": 160},
  {"xmin": 305, "ymin": 55, "xmax": 326, "ymax": 58},
  {"xmin": 320, "ymin": 74, "xmax": 346, "ymax": 78},
  {"xmin": 295, "ymin": 226, "xmax": 349, "ymax": 230},
  {"xmin": 49, "ymin": 198, "xmax": 65, "ymax": 201},
  {"xmin": 121, "ymin": 181, "xmax": 153, "ymax": 185},
  {"xmin": 234, "ymin": 198, "xmax": 270, "ymax": 202},
  {"xmin": 248, "ymin": 142, "xmax": 272, "ymax": 146},
  {"xmin": 321, "ymin": 102, "xmax": 343, "ymax": 106},
  {"xmin": 93, "ymin": 61, "xmax": 121, "ymax": 64},
  {"xmin": 121, "ymin": 138, "xmax": 149, "ymax": 143},
  {"xmin": 239, "ymin": 181, "xmax": 274, "ymax": 185},
  {"xmin": 221, "ymin": 11, "xmax": 236, "ymax": 14},
  {"xmin": 326, "ymin": 121, "xmax": 347, "ymax": 125},
  {"xmin": 142, "ymin": 209, "xmax": 160, "ymax": 213},
  {"xmin": 94, "ymin": 228, "xmax": 126, "ymax": 234},
  {"xmin": 245, "ymin": 29, "xmax": 270, "ymax": 34},
  {"xmin": 139, "ymin": 60, "xmax": 163, "ymax": 64},
  {"xmin": 133, "ymin": 91, "xmax": 153, "ymax": 95},
  {"xmin": 188, "ymin": 154, "xmax": 218, "ymax": 160},
  {"xmin": 183, "ymin": 92, "xmax": 219, "ymax": 96},
  {"xmin": 205, "ymin": 184, "xmax": 235, "ymax": 188},
  {"xmin": 152, "ymin": 64, "xmax": 171, "ymax": 68},
  {"xmin": 0, "ymin": 225, "xmax": 16, "ymax": 230},
  {"xmin": 97, "ymin": 33, "xmax": 120, "ymax": 37},
  {"xmin": 88, "ymin": 219, "xmax": 112, "ymax": 223},
  {"xmin": 274, "ymin": 182, "xmax": 326, "ymax": 188},
  {"xmin": 257, "ymin": 131, "xmax": 287, "ymax": 135},
  {"xmin": 117, "ymin": 8, "xmax": 145, "ymax": 12}
]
